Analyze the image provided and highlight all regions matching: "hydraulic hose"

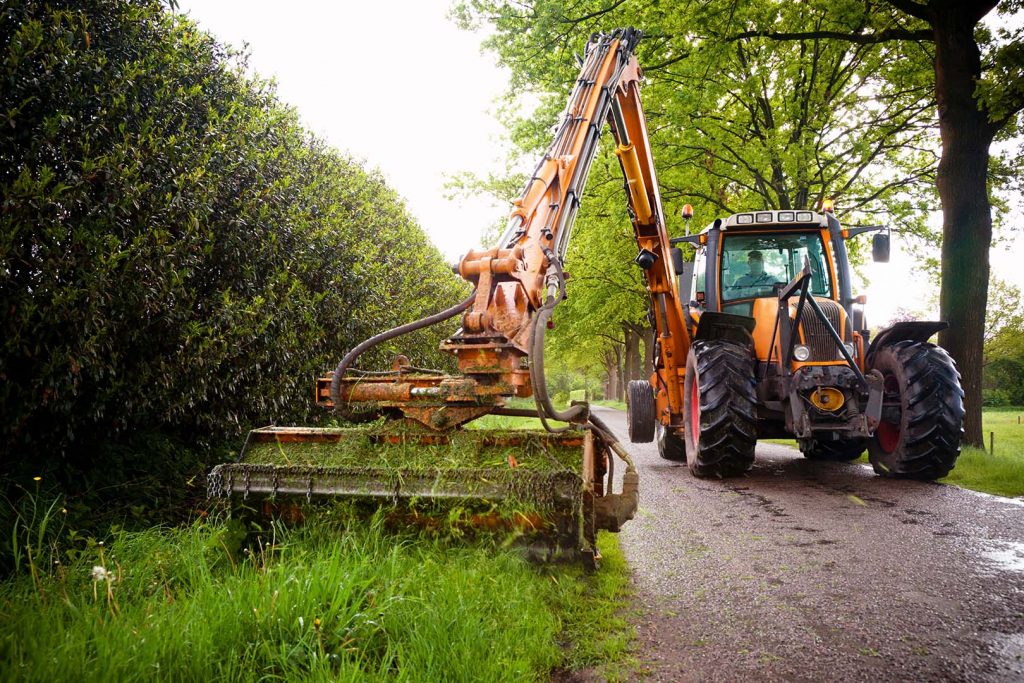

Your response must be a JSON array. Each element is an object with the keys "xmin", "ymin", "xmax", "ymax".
[
  {"xmin": 528, "ymin": 251, "xmax": 591, "ymax": 432},
  {"xmin": 530, "ymin": 302, "xmax": 588, "ymax": 428},
  {"xmin": 329, "ymin": 292, "xmax": 476, "ymax": 408}
]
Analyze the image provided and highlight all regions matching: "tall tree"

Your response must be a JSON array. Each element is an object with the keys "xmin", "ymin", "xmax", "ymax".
[{"xmin": 714, "ymin": 0, "xmax": 1024, "ymax": 446}]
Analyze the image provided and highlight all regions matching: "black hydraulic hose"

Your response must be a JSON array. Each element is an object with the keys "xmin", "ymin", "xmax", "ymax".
[
  {"xmin": 528, "ymin": 252, "xmax": 590, "ymax": 432},
  {"xmin": 329, "ymin": 292, "xmax": 476, "ymax": 408},
  {"xmin": 490, "ymin": 407, "xmax": 553, "ymax": 419},
  {"xmin": 531, "ymin": 303, "xmax": 587, "ymax": 427},
  {"xmin": 588, "ymin": 412, "xmax": 637, "ymax": 473}
]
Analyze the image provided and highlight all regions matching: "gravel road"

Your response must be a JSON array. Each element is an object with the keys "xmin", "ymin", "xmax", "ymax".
[{"xmin": 594, "ymin": 407, "xmax": 1024, "ymax": 682}]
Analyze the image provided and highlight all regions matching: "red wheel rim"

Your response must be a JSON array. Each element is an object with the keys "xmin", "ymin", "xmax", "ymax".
[
  {"xmin": 876, "ymin": 373, "xmax": 901, "ymax": 454},
  {"xmin": 689, "ymin": 374, "xmax": 700, "ymax": 448}
]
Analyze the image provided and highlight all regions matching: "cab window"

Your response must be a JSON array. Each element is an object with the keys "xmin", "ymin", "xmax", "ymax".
[{"xmin": 720, "ymin": 232, "xmax": 833, "ymax": 302}]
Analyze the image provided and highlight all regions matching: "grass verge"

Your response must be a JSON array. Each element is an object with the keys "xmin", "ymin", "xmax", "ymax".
[
  {"xmin": 762, "ymin": 408, "xmax": 1024, "ymax": 498},
  {"xmin": 941, "ymin": 446, "xmax": 1024, "ymax": 498},
  {"xmin": 940, "ymin": 406, "xmax": 1024, "ymax": 497},
  {"xmin": 0, "ymin": 505, "xmax": 634, "ymax": 682}
]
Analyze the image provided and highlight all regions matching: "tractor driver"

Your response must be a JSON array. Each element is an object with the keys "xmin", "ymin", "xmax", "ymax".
[{"xmin": 733, "ymin": 250, "xmax": 774, "ymax": 297}]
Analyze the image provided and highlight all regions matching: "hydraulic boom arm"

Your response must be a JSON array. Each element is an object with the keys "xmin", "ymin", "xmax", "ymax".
[
  {"xmin": 448, "ymin": 28, "xmax": 690, "ymax": 426},
  {"xmin": 323, "ymin": 28, "xmax": 689, "ymax": 433}
]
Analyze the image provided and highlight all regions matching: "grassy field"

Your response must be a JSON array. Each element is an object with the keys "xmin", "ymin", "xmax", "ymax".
[
  {"xmin": 0, "ymin": 505, "xmax": 635, "ymax": 682},
  {"xmin": 762, "ymin": 407, "xmax": 1024, "ymax": 498},
  {"xmin": 941, "ymin": 407, "xmax": 1024, "ymax": 497}
]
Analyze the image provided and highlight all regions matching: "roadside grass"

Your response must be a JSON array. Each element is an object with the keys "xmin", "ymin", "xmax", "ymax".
[
  {"xmin": 0, "ymin": 504, "xmax": 634, "ymax": 682},
  {"xmin": 762, "ymin": 408, "xmax": 1024, "ymax": 498},
  {"xmin": 468, "ymin": 412, "xmax": 561, "ymax": 430},
  {"xmin": 942, "ymin": 407, "xmax": 1024, "ymax": 497}
]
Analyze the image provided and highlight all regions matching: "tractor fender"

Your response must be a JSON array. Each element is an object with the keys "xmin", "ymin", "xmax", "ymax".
[
  {"xmin": 694, "ymin": 311, "xmax": 756, "ymax": 345},
  {"xmin": 865, "ymin": 321, "xmax": 949, "ymax": 365}
]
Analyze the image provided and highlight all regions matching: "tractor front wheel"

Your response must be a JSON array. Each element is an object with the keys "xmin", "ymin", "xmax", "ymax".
[
  {"xmin": 683, "ymin": 340, "xmax": 757, "ymax": 477},
  {"xmin": 626, "ymin": 380, "xmax": 656, "ymax": 443},
  {"xmin": 867, "ymin": 341, "xmax": 964, "ymax": 480}
]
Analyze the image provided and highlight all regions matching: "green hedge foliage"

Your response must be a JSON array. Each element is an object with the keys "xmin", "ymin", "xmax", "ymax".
[{"xmin": 0, "ymin": 0, "xmax": 467, "ymax": 474}]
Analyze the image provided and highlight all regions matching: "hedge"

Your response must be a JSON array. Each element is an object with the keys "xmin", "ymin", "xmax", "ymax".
[{"xmin": 0, "ymin": 0, "xmax": 468, "ymax": 478}]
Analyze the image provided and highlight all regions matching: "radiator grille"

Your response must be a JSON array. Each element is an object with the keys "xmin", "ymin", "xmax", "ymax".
[{"xmin": 799, "ymin": 299, "xmax": 848, "ymax": 361}]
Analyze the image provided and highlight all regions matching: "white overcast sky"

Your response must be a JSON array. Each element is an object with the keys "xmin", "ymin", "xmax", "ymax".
[{"xmin": 176, "ymin": 0, "xmax": 1022, "ymax": 327}]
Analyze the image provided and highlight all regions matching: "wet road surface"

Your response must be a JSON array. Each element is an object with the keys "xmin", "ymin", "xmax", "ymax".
[{"xmin": 595, "ymin": 407, "xmax": 1024, "ymax": 682}]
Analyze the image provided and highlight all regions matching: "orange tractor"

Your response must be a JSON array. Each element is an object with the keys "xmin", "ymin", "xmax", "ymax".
[
  {"xmin": 629, "ymin": 209, "xmax": 964, "ymax": 481},
  {"xmin": 209, "ymin": 28, "xmax": 964, "ymax": 563}
]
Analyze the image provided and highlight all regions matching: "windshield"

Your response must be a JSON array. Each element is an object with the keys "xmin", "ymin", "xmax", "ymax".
[{"xmin": 720, "ymin": 232, "xmax": 833, "ymax": 302}]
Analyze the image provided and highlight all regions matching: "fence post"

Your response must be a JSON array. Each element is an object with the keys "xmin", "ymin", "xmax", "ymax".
[{"xmin": 990, "ymin": 431, "xmax": 995, "ymax": 455}]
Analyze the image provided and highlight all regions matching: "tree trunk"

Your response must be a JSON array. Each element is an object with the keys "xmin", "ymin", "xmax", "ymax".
[
  {"xmin": 616, "ymin": 343, "xmax": 626, "ymax": 401},
  {"xmin": 642, "ymin": 326, "xmax": 655, "ymax": 378},
  {"xmin": 624, "ymin": 326, "xmax": 643, "ymax": 386},
  {"xmin": 603, "ymin": 347, "xmax": 620, "ymax": 401},
  {"xmin": 931, "ymin": 6, "xmax": 996, "ymax": 448}
]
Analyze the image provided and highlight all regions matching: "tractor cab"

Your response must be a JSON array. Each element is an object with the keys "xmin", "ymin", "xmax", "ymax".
[
  {"xmin": 717, "ymin": 230, "xmax": 835, "ymax": 317},
  {"xmin": 674, "ymin": 210, "xmax": 855, "ymax": 316},
  {"xmin": 671, "ymin": 210, "xmax": 889, "ymax": 364},
  {"xmin": 651, "ymin": 206, "xmax": 959, "ymax": 481}
]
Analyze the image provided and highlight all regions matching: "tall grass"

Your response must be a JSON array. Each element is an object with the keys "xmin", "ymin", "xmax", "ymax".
[
  {"xmin": 2, "ymin": 479, "xmax": 67, "ymax": 583},
  {"xmin": 0, "ymin": 504, "xmax": 633, "ymax": 682}
]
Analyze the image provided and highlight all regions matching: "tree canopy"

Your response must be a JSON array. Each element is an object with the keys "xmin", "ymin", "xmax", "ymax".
[{"xmin": 455, "ymin": 0, "xmax": 1024, "ymax": 436}]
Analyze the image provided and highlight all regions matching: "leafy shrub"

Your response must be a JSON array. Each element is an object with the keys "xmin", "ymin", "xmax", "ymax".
[
  {"xmin": 983, "ymin": 357, "xmax": 1024, "ymax": 406},
  {"xmin": 0, "ymin": 1, "xmax": 467, "ymax": 481},
  {"xmin": 982, "ymin": 389, "xmax": 1012, "ymax": 407}
]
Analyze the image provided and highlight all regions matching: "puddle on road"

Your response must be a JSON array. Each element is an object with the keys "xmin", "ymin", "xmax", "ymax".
[{"xmin": 978, "ymin": 540, "xmax": 1024, "ymax": 573}]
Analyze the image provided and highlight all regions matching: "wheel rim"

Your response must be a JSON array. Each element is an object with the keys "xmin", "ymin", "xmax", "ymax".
[
  {"xmin": 876, "ymin": 373, "xmax": 901, "ymax": 454},
  {"xmin": 689, "ymin": 374, "xmax": 700, "ymax": 448}
]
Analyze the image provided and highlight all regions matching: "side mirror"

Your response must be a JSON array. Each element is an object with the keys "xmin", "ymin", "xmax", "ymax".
[
  {"xmin": 872, "ymin": 233, "xmax": 890, "ymax": 263},
  {"xmin": 671, "ymin": 247, "xmax": 685, "ymax": 275}
]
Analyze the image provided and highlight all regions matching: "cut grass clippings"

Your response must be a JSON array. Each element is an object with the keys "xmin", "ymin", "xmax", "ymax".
[{"xmin": 0, "ymin": 509, "xmax": 635, "ymax": 682}]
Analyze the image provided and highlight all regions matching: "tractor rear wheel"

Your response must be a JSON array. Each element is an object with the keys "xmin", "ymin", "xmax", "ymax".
[
  {"xmin": 626, "ymin": 380, "xmax": 656, "ymax": 443},
  {"xmin": 683, "ymin": 340, "xmax": 757, "ymax": 477},
  {"xmin": 867, "ymin": 341, "xmax": 964, "ymax": 480},
  {"xmin": 798, "ymin": 436, "xmax": 866, "ymax": 461},
  {"xmin": 656, "ymin": 422, "xmax": 686, "ymax": 462}
]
